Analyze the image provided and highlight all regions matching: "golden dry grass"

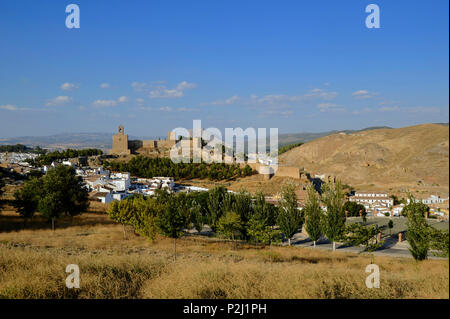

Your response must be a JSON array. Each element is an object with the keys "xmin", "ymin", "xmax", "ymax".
[{"xmin": 0, "ymin": 212, "xmax": 448, "ymax": 299}]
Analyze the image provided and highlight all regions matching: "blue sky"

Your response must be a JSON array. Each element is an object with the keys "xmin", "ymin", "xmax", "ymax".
[{"xmin": 0, "ymin": 0, "xmax": 448, "ymax": 138}]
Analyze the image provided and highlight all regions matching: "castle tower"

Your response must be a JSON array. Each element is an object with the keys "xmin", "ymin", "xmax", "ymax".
[
  {"xmin": 111, "ymin": 125, "xmax": 131, "ymax": 155},
  {"xmin": 168, "ymin": 131, "xmax": 176, "ymax": 141}
]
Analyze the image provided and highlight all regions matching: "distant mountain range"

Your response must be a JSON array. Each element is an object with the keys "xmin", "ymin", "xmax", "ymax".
[
  {"xmin": 0, "ymin": 133, "xmax": 164, "ymax": 151},
  {"xmin": 0, "ymin": 124, "xmax": 447, "ymax": 151}
]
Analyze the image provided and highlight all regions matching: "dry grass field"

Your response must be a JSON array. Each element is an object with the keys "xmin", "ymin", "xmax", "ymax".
[{"xmin": 0, "ymin": 208, "xmax": 448, "ymax": 299}]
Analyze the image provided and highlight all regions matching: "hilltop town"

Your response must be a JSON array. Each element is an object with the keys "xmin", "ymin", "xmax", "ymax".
[
  {"xmin": 1, "ymin": 122, "xmax": 449, "ymax": 300},
  {"xmin": 1, "ymin": 123, "xmax": 448, "ymax": 220}
]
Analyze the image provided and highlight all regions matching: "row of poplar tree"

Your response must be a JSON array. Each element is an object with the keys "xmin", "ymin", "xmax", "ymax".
[
  {"xmin": 7, "ymin": 165, "xmax": 447, "ymax": 261},
  {"xmin": 107, "ymin": 181, "xmax": 357, "ymax": 260},
  {"xmin": 108, "ymin": 180, "xmax": 449, "ymax": 261}
]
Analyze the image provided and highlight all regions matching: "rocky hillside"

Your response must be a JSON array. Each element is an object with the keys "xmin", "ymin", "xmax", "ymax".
[{"xmin": 279, "ymin": 124, "xmax": 449, "ymax": 193}]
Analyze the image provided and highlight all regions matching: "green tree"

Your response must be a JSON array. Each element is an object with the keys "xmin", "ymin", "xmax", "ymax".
[
  {"xmin": 233, "ymin": 189, "xmax": 253, "ymax": 222},
  {"xmin": 108, "ymin": 198, "xmax": 134, "ymax": 239},
  {"xmin": 13, "ymin": 177, "xmax": 41, "ymax": 225},
  {"xmin": 232, "ymin": 189, "xmax": 253, "ymax": 239},
  {"xmin": 132, "ymin": 196, "xmax": 159, "ymax": 240},
  {"xmin": 277, "ymin": 184, "xmax": 302, "ymax": 246},
  {"xmin": 430, "ymin": 228, "xmax": 449, "ymax": 258},
  {"xmin": 321, "ymin": 180, "xmax": 346, "ymax": 251},
  {"xmin": 253, "ymin": 191, "xmax": 278, "ymax": 226},
  {"xmin": 206, "ymin": 186, "xmax": 227, "ymax": 232},
  {"xmin": 189, "ymin": 200, "xmax": 204, "ymax": 233},
  {"xmin": 404, "ymin": 195, "xmax": 431, "ymax": 261},
  {"xmin": 42, "ymin": 165, "xmax": 89, "ymax": 218},
  {"xmin": 343, "ymin": 222, "xmax": 383, "ymax": 263},
  {"xmin": 303, "ymin": 185, "xmax": 323, "ymax": 248},
  {"xmin": 217, "ymin": 211, "xmax": 243, "ymax": 250},
  {"xmin": 388, "ymin": 220, "xmax": 394, "ymax": 235},
  {"xmin": 242, "ymin": 164, "xmax": 253, "ymax": 176},
  {"xmin": 362, "ymin": 213, "xmax": 367, "ymax": 225},
  {"xmin": 343, "ymin": 201, "xmax": 366, "ymax": 217},
  {"xmin": 222, "ymin": 192, "xmax": 235, "ymax": 213},
  {"xmin": 247, "ymin": 216, "xmax": 281, "ymax": 262},
  {"xmin": 108, "ymin": 195, "xmax": 160, "ymax": 240},
  {"xmin": 390, "ymin": 194, "xmax": 401, "ymax": 205},
  {"xmin": 39, "ymin": 193, "xmax": 64, "ymax": 233},
  {"xmin": 102, "ymin": 156, "xmax": 246, "ymax": 182},
  {"xmin": 14, "ymin": 165, "xmax": 89, "ymax": 231},
  {"xmin": 157, "ymin": 201, "xmax": 188, "ymax": 261}
]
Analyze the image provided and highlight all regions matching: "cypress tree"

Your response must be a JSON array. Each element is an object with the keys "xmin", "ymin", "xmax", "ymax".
[{"xmin": 303, "ymin": 184, "xmax": 323, "ymax": 248}]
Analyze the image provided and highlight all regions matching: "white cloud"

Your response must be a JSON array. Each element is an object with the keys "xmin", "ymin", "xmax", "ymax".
[
  {"xmin": 352, "ymin": 90, "xmax": 376, "ymax": 99},
  {"xmin": 100, "ymin": 83, "xmax": 110, "ymax": 89},
  {"xmin": 378, "ymin": 106, "xmax": 441, "ymax": 113},
  {"xmin": 305, "ymin": 88, "xmax": 338, "ymax": 100},
  {"xmin": 378, "ymin": 106, "xmax": 401, "ymax": 112},
  {"xmin": 60, "ymin": 82, "xmax": 78, "ymax": 91},
  {"xmin": 149, "ymin": 81, "xmax": 197, "ymax": 99},
  {"xmin": 246, "ymin": 88, "xmax": 338, "ymax": 106},
  {"xmin": 211, "ymin": 95, "xmax": 240, "ymax": 105},
  {"xmin": 131, "ymin": 80, "xmax": 167, "ymax": 92},
  {"xmin": 92, "ymin": 99, "xmax": 118, "ymax": 107},
  {"xmin": 175, "ymin": 107, "xmax": 200, "ymax": 112},
  {"xmin": 351, "ymin": 105, "xmax": 442, "ymax": 115},
  {"xmin": 218, "ymin": 88, "xmax": 338, "ymax": 107},
  {"xmin": 46, "ymin": 96, "xmax": 72, "ymax": 106},
  {"xmin": 352, "ymin": 90, "xmax": 369, "ymax": 96},
  {"xmin": 131, "ymin": 80, "xmax": 197, "ymax": 98},
  {"xmin": 140, "ymin": 106, "xmax": 199, "ymax": 112},
  {"xmin": 260, "ymin": 109, "xmax": 294, "ymax": 117},
  {"xmin": 0, "ymin": 104, "xmax": 19, "ymax": 111},
  {"xmin": 317, "ymin": 103, "xmax": 345, "ymax": 113},
  {"xmin": 118, "ymin": 96, "xmax": 128, "ymax": 103},
  {"xmin": 92, "ymin": 96, "xmax": 128, "ymax": 107},
  {"xmin": 0, "ymin": 104, "xmax": 44, "ymax": 112},
  {"xmin": 150, "ymin": 89, "xmax": 184, "ymax": 98},
  {"xmin": 254, "ymin": 94, "xmax": 302, "ymax": 104},
  {"xmin": 131, "ymin": 81, "xmax": 149, "ymax": 92},
  {"xmin": 176, "ymin": 81, "xmax": 197, "ymax": 91},
  {"xmin": 136, "ymin": 98, "xmax": 145, "ymax": 104}
]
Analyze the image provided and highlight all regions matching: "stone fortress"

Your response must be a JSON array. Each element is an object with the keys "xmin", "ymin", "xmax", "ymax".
[
  {"xmin": 110, "ymin": 125, "xmax": 177, "ymax": 156},
  {"xmin": 110, "ymin": 125, "xmax": 308, "ymax": 181}
]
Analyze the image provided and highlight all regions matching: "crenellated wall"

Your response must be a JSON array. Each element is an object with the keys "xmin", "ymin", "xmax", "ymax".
[{"xmin": 111, "ymin": 126, "xmax": 177, "ymax": 156}]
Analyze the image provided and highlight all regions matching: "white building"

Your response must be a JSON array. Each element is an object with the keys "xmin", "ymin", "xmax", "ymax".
[
  {"xmin": 408, "ymin": 195, "xmax": 449, "ymax": 205},
  {"xmin": 91, "ymin": 191, "xmax": 113, "ymax": 204},
  {"xmin": 349, "ymin": 191, "xmax": 394, "ymax": 209},
  {"xmin": 62, "ymin": 160, "xmax": 75, "ymax": 168},
  {"xmin": 151, "ymin": 177, "xmax": 175, "ymax": 190},
  {"xmin": 392, "ymin": 204, "xmax": 405, "ymax": 217},
  {"xmin": 109, "ymin": 177, "xmax": 131, "ymax": 192}
]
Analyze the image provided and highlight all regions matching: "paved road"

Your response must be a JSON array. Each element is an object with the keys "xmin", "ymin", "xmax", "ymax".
[{"xmin": 290, "ymin": 234, "xmax": 443, "ymax": 259}]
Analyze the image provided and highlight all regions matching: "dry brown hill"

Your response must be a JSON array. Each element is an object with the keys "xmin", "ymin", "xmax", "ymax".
[{"xmin": 279, "ymin": 123, "xmax": 449, "ymax": 195}]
